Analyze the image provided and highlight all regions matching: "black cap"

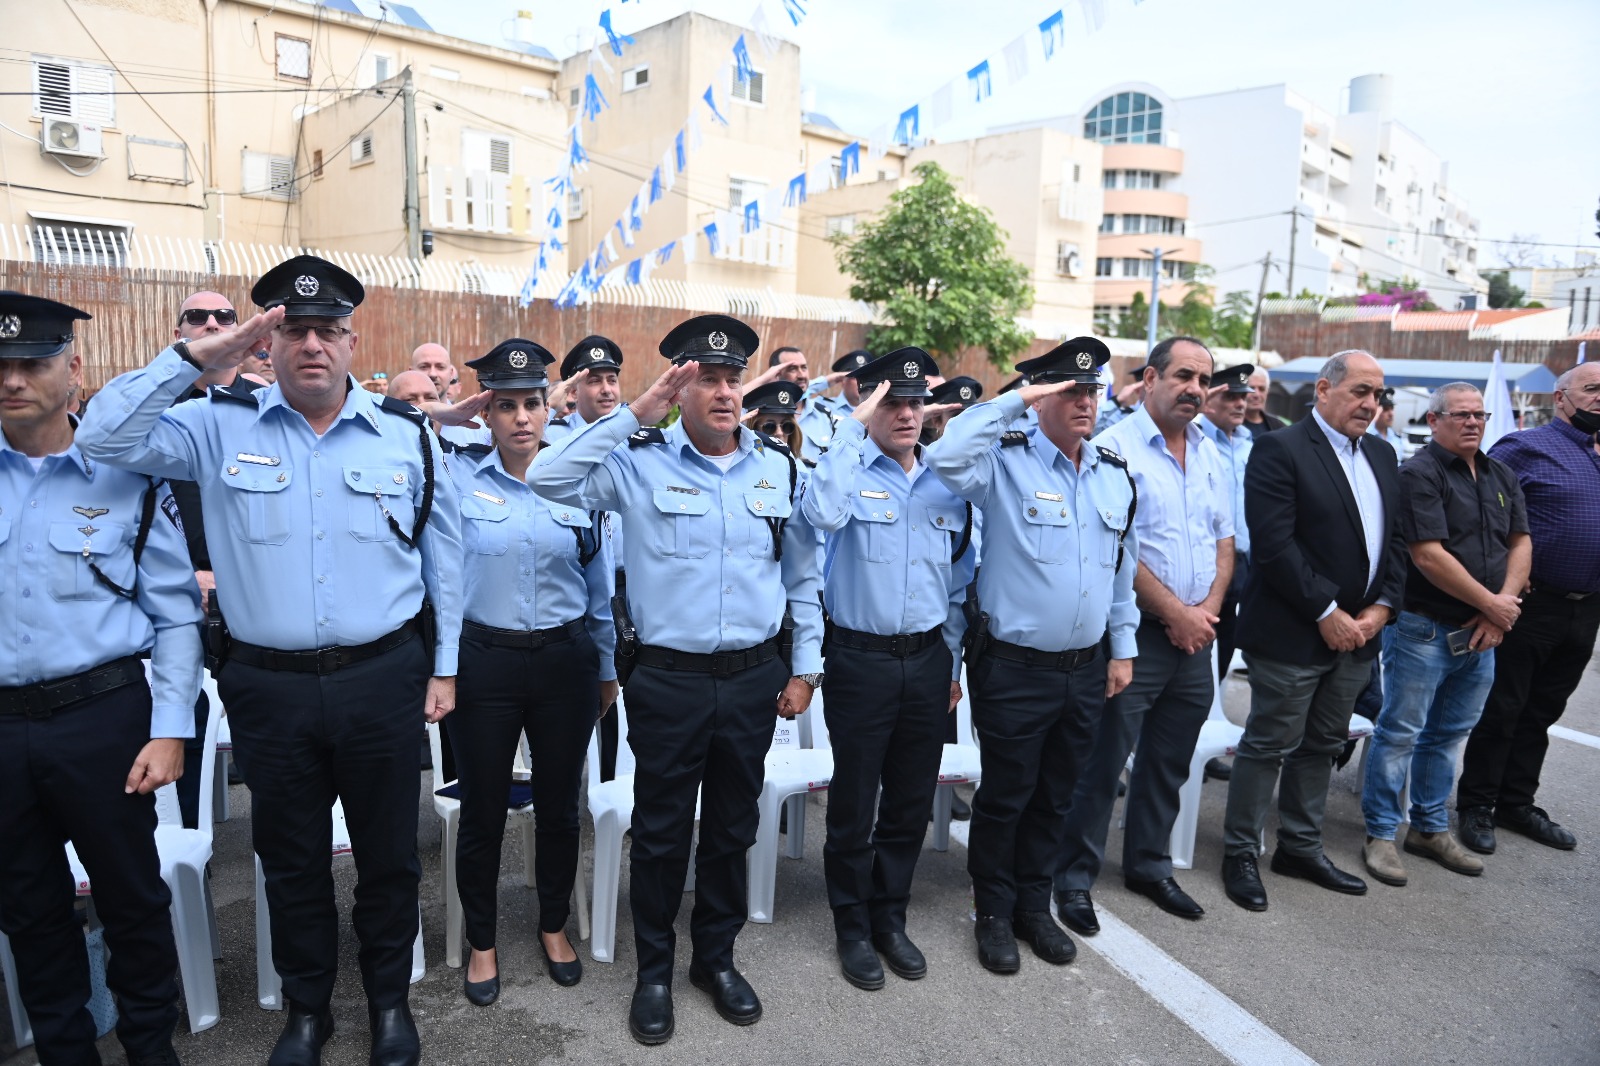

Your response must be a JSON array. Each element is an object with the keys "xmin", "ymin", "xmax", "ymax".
[
  {"xmin": 466, "ymin": 339, "xmax": 555, "ymax": 390},
  {"xmin": 659, "ymin": 313, "xmax": 759, "ymax": 367},
  {"xmin": 831, "ymin": 349, "xmax": 874, "ymax": 373},
  {"xmin": 251, "ymin": 254, "xmax": 364, "ymax": 318},
  {"xmin": 0, "ymin": 291, "xmax": 91, "ymax": 359},
  {"xmin": 1127, "ymin": 364, "xmax": 1149, "ymax": 380},
  {"xmin": 1016, "ymin": 336, "xmax": 1110, "ymax": 384},
  {"xmin": 743, "ymin": 381, "xmax": 803, "ymax": 415},
  {"xmin": 1214, "ymin": 363, "xmax": 1255, "ymax": 394},
  {"xmin": 998, "ymin": 374, "xmax": 1027, "ymax": 394},
  {"xmin": 1377, "ymin": 386, "xmax": 1396, "ymax": 409},
  {"xmin": 561, "ymin": 334, "xmax": 624, "ymax": 378},
  {"xmin": 851, "ymin": 347, "xmax": 938, "ymax": 398},
  {"xmin": 929, "ymin": 376, "xmax": 984, "ymax": 408}
]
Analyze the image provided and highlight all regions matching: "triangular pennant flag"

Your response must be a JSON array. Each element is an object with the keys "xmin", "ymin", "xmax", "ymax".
[
  {"xmin": 615, "ymin": 218, "xmax": 635, "ymax": 249},
  {"xmin": 894, "ymin": 105, "xmax": 919, "ymax": 145},
  {"xmin": 785, "ymin": 172, "xmax": 807, "ymax": 207},
  {"xmin": 583, "ymin": 73, "xmax": 609, "ymax": 121},
  {"xmin": 568, "ymin": 127, "xmax": 589, "ymax": 170},
  {"xmin": 703, "ymin": 84, "xmax": 730, "ymax": 126},
  {"xmin": 625, "ymin": 258, "xmax": 643, "ymax": 285},
  {"xmin": 930, "ymin": 82, "xmax": 954, "ymax": 129},
  {"xmin": 839, "ymin": 141, "xmax": 861, "ymax": 181},
  {"xmin": 598, "ymin": 10, "xmax": 635, "ymax": 57},
  {"xmin": 703, "ymin": 220, "xmax": 721, "ymax": 256},
  {"xmin": 750, "ymin": 7, "xmax": 780, "ymax": 54},
  {"xmin": 1003, "ymin": 36, "xmax": 1029, "ymax": 82},
  {"xmin": 1039, "ymin": 10, "xmax": 1066, "ymax": 58},
  {"xmin": 656, "ymin": 241, "xmax": 676, "ymax": 266},
  {"xmin": 648, "ymin": 166, "xmax": 663, "ymax": 204},
  {"xmin": 782, "ymin": 0, "xmax": 806, "ymax": 26},
  {"xmin": 660, "ymin": 148, "xmax": 678, "ymax": 191},
  {"xmin": 967, "ymin": 60, "xmax": 992, "ymax": 102},
  {"xmin": 743, "ymin": 200, "xmax": 761, "ymax": 234},
  {"xmin": 1077, "ymin": 0, "xmax": 1107, "ymax": 33},
  {"xmin": 629, "ymin": 193, "xmax": 644, "ymax": 232},
  {"xmin": 733, "ymin": 35, "xmax": 756, "ymax": 85},
  {"xmin": 603, "ymin": 230, "xmax": 621, "ymax": 263},
  {"xmin": 673, "ymin": 131, "xmax": 687, "ymax": 172},
  {"xmin": 689, "ymin": 112, "xmax": 705, "ymax": 150}
]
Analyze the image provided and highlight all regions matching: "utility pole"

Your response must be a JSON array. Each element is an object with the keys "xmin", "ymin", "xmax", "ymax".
[
  {"xmin": 1249, "ymin": 252, "xmax": 1273, "ymax": 351},
  {"xmin": 401, "ymin": 66, "xmax": 422, "ymax": 262},
  {"xmin": 1141, "ymin": 247, "xmax": 1166, "ymax": 354},
  {"xmin": 1285, "ymin": 206, "xmax": 1300, "ymax": 296}
]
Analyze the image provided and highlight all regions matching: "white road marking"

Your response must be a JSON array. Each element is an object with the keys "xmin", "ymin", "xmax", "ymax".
[
  {"xmin": 1550, "ymin": 724, "xmax": 1600, "ymax": 751},
  {"xmin": 945, "ymin": 819, "xmax": 1319, "ymax": 1066}
]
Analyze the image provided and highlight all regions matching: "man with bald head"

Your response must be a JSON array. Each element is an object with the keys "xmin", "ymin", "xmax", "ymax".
[
  {"xmin": 387, "ymin": 370, "xmax": 439, "ymax": 410},
  {"xmin": 412, "ymin": 342, "xmax": 488, "ymax": 446},
  {"xmin": 1221, "ymin": 350, "xmax": 1406, "ymax": 912}
]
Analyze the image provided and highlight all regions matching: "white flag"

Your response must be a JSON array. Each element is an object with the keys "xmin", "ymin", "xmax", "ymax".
[{"xmin": 1482, "ymin": 349, "xmax": 1517, "ymax": 449}]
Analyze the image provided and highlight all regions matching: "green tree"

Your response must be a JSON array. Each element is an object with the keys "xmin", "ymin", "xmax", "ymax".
[
  {"xmin": 1115, "ymin": 290, "xmax": 1150, "ymax": 340},
  {"xmin": 833, "ymin": 162, "xmax": 1032, "ymax": 366},
  {"xmin": 1484, "ymin": 269, "xmax": 1526, "ymax": 309}
]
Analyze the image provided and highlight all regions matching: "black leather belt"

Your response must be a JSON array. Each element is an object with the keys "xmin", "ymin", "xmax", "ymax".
[
  {"xmin": 635, "ymin": 637, "xmax": 780, "ymax": 677},
  {"xmin": 230, "ymin": 622, "xmax": 416, "ymax": 675},
  {"xmin": 1529, "ymin": 584, "xmax": 1596, "ymax": 602},
  {"xmin": 464, "ymin": 618, "xmax": 585, "ymax": 649},
  {"xmin": 0, "ymin": 656, "xmax": 146, "ymax": 719},
  {"xmin": 830, "ymin": 625, "xmax": 942, "ymax": 658},
  {"xmin": 986, "ymin": 638, "xmax": 1100, "ymax": 672}
]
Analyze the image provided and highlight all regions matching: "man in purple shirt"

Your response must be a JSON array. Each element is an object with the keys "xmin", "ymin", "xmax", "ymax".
[{"xmin": 1457, "ymin": 362, "xmax": 1600, "ymax": 854}]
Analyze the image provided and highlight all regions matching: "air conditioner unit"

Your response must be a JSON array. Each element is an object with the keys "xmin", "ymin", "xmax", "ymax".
[
  {"xmin": 41, "ymin": 117, "xmax": 102, "ymax": 160},
  {"xmin": 1057, "ymin": 248, "xmax": 1082, "ymax": 277}
]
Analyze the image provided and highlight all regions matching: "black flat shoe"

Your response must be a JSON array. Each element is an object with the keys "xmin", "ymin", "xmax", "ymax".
[
  {"xmin": 541, "ymin": 936, "xmax": 583, "ymax": 987},
  {"xmin": 974, "ymin": 915, "xmax": 1020, "ymax": 974},
  {"xmin": 367, "ymin": 1004, "xmax": 420, "ymax": 1066},
  {"xmin": 871, "ymin": 930, "xmax": 927, "ymax": 980},
  {"xmin": 1204, "ymin": 756, "xmax": 1232, "ymax": 782},
  {"xmin": 1055, "ymin": 888, "xmax": 1099, "ymax": 935},
  {"xmin": 1012, "ymin": 910, "xmax": 1076, "ymax": 965},
  {"xmin": 267, "ymin": 1001, "xmax": 334, "ymax": 1066},
  {"xmin": 1459, "ymin": 806, "xmax": 1496, "ymax": 854},
  {"xmin": 1495, "ymin": 804, "xmax": 1577, "ymax": 850},
  {"xmin": 628, "ymin": 982, "xmax": 674, "ymax": 1045},
  {"xmin": 1222, "ymin": 854, "xmax": 1268, "ymax": 912},
  {"xmin": 688, "ymin": 962, "xmax": 762, "ymax": 1025},
  {"xmin": 836, "ymin": 939, "xmax": 885, "ymax": 990},
  {"xmin": 1125, "ymin": 876, "xmax": 1205, "ymax": 920},
  {"xmin": 463, "ymin": 970, "xmax": 499, "ymax": 1007},
  {"xmin": 128, "ymin": 1048, "xmax": 182, "ymax": 1066},
  {"xmin": 950, "ymin": 793, "xmax": 972, "ymax": 821},
  {"xmin": 1269, "ymin": 848, "xmax": 1367, "ymax": 895}
]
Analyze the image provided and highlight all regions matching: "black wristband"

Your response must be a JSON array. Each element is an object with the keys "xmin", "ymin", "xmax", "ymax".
[{"xmin": 172, "ymin": 339, "xmax": 202, "ymax": 370}]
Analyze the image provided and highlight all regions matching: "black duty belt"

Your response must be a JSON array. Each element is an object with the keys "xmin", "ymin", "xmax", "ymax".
[
  {"xmin": 464, "ymin": 618, "xmax": 585, "ymax": 649},
  {"xmin": 230, "ymin": 622, "xmax": 417, "ymax": 675},
  {"xmin": 1529, "ymin": 584, "xmax": 1596, "ymax": 602},
  {"xmin": 635, "ymin": 637, "xmax": 780, "ymax": 678},
  {"xmin": 0, "ymin": 656, "xmax": 146, "ymax": 719},
  {"xmin": 986, "ymin": 638, "xmax": 1100, "ymax": 672},
  {"xmin": 830, "ymin": 625, "xmax": 942, "ymax": 658}
]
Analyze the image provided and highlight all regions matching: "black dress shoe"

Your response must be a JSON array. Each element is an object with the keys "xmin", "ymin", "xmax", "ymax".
[
  {"xmin": 1055, "ymin": 889, "xmax": 1099, "ymax": 935},
  {"xmin": 688, "ymin": 962, "xmax": 762, "ymax": 1025},
  {"xmin": 1222, "ymin": 854, "xmax": 1268, "ymax": 912},
  {"xmin": 128, "ymin": 1048, "xmax": 182, "ymax": 1066},
  {"xmin": 1204, "ymin": 756, "xmax": 1232, "ymax": 782},
  {"xmin": 1495, "ymin": 804, "xmax": 1577, "ymax": 850},
  {"xmin": 950, "ymin": 793, "xmax": 972, "ymax": 821},
  {"xmin": 367, "ymin": 1004, "xmax": 420, "ymax": 1066},
  {"xmin": 974, "ymin": 915, "xmax": 1020, "ymax": 974},
  {"xmin": 628, "ymin": 983, "xmax": 674, "ymax": 1045},
  {"xmin": 871, "ymin": 930, "xmax": 927, "ymax": 980},
  {"xmin": 1126, "ymin": 876, "xmax": 1205, "ymax": 920},
  {"xmin": 463, "ymin": 969, "xmax": 500, "ymax": 1007},
  {"xmin": 1459, "ymin": 806, "xmax": 1496, "ymax": 854},
  {"xmin": 836, "ymin": 939, "xmax": 885, "ymax": 990},
  {"xmin": 1269, "ymin": 848, "xmax": 1367, "ymax": 895},
  {"xmin": 268, "ymin": 1001, "xmax": 334, "ymax": 1066},
  {"xmin": 542, "ymin": 937, "xmax": 583, "ymax": 987},
  {"xmin": 1012, "ymin": 910, "xmax": 1076, "ymax": 965}
]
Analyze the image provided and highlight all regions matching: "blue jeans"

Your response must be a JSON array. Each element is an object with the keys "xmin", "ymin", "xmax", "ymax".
[{"xmin": 1362, "ymin": 611, "xmax": 1496, "ymax": 839}]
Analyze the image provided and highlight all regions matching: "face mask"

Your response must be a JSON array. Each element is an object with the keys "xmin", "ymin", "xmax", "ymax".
[{"xmin": 1569, "ymin": 406, "xmax": 1600, "ymax": 436}]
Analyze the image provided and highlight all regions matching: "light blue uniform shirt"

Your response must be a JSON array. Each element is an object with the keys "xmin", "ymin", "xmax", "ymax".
[
  {"xmin": 1198, "ymin": 414, "xmax": 1253, "ymax": 556},
  {"xmin": 76, "ymin": 347, "xmax": 465, "ymax": 674},
  {"xmin": 529, "ymin": 407, "xmax": 823, "ymax": 673},
  {"xmin": 1096, "ymin": 405, "xmax": 1234, "ymax": 608},
  {"xmin": 798, "ymin": 419, "xmax": 973, "ymax": 681},
  {"xmin": 543, "ymin": 411, "xmax": 626, "ymax": 567},
  {"xmin": 1096, "ymin": 397, "xmax": 1136, "ymax": 436},
  {"xmin": 0, "ymin": 432, "xmax": 202, "ymax": 737},
  {"xmin": 449, "ymin": 448, "xmax": 616, "ymax": 680},
  {"xmin": 797, "ymin": 387, "xmax": 845, "ymax": 462},
  {"xmin": 925, "ymin": 392, "xmax": 1139, "ymax": 659}
]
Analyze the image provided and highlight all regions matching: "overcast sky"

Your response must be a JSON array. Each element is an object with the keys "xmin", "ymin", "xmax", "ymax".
[{"xmin": 425, "ymin": 0, "xmax": 1599, "ymax": 271}]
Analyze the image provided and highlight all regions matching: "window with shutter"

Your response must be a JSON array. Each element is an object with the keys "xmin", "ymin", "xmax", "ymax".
[
  {"xmin": 276, "ymin": 35, "xmax": 311, "ymax": 81},
  {"xmin": 730, "ymin": 69, "xmax": 765, "ymax": 106},
  {"xmin": 623, "ymin": 65, "xmax": 650, "ymax": 92},
  {"xmin": 350, "ymin": 133, "xmax": 373, "ymax": 165},
  {"xmin": 242, "ymin": 150, "xmax": 297, "ymax": 200},
  {"xmin": 728, "ymin": 177, "xmax": 765, "ymax": 210},
  {"xmin": 29, "ymin": 219, "xmax": 130, "ymax": 268},
  {"xmin": 32, "ymin": 57, "xmax": 115, "ymax": 125},
  {"xmin": 567, "ymin": 188, "xmax": 585, "ymax": 219},
  {"xmin": 488, "ymin": 137, "xmax": 511, "ymax": 175}
]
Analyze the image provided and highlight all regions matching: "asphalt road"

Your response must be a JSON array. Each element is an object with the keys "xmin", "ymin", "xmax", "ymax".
[{"xmin": 4, "ymin": 649, "xmax": 1598, "ymax": 1066}]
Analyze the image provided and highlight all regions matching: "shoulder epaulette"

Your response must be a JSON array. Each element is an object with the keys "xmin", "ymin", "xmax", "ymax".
[
  {"xmin": 209, "ymin": 383, "xmax": 261, "ymax": 406},
  {"xmin": 377, "ymin": 395, "xmax": 426, "ymax": 425},
  {"xmin": 548, "ymin": 416, "xmax": 569, "ymax": 427},
  {"xmin": 628, "ymin": 427, "xmax": 666, "ymax": 447},
  {"xmin": 756, "ymin": 431, "xmax": 791, "ymax": 454},
  {"xmin": 1000, "ymin": 430, "xmax": 1028, "ymax": 447},
  {"xmin": 439, "ymin": 438, "xmax": 492, "ymax": 458},
  {"xmin": 801, "ymin": 457, "xmax": 817, "ymax": 469},
  {"xmin": 1096, "ymin": 445, "xmax": 1128, "ymax": 468}
]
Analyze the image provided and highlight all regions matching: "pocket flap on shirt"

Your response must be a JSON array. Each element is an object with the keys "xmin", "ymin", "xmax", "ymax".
[
  {"xmin": 849, "ymin": 495, "xmax": 897, "ymax": 523},
  {"xmin": 744, "ymin": 492, "xmax": 791, "ymax": 519},
  {"xmin": 221, "ymin": 466, "xmax": 292, "ymax": 492},
  {"xmin": 460, "ymin": 495, "xmax": 510, "ymax": 522},
  {"xmin": 343, "ymin": 466, "xmax": 407, "ymax": 496},
  {"xmin": 651, "ymin": 488, "xmax": 711, "ymax": 516},
  {"xmin": 1098, "ymin": 507, "xmax": 1129, "ymax": 532},
  {"xmin": 1020, "ymin": 497, "xmax": 1071, "ymax": 526},
  {"xmin": 928, "ymin": 504, "xmax": 966, "ymax": 531},
  {"xmin": 547, "ymin": 505, "xmax": 592, "ymax": 528},
  {"xmin": 49, "ymin": 521, "xmax": 126, "ymax": 555}
]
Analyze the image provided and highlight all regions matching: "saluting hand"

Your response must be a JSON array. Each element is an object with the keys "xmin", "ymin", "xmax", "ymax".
[
  {"xmin": 184, "ymin": 307, "xmax": 285, "ymax": 371},
  {"xmin": 424, "ymin": 676, "xmax": 456, "ymax": 723},
  {"xmin": 126, "ymin": 739, "xmax": 184, "ymax": 795},
  {"xmin": 851, "ymin": 380, "xmax": 891, "ymax": 424},
  {"xmin": 422, "ymin": 389, "xmax": 493, "ymax": 427},
  {"xmin": 631, "ymin": 361, "xmax": 700, "ymax": 425},
  {"xmin": 1016, "ymin": 379, "xmax": 1080, "ymax": 407},
  {"xmin": 545, "ymin": 370, "xmax": 585, "ymax": 414}
]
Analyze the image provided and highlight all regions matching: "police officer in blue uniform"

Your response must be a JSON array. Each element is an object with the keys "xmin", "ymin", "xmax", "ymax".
[
  {"xmin": 530, "ymin": 313, "xmax": 823, "ymax": 1046},
  {"xmin": 77, "ymin": 256, "xmax": 463, "ymax": 1066},
  {"xmin": 742, "ymin": 380, "xmax": 811, "ymax": 462},
  {"xmin": 0, "ymin": 292, "xmax": 202, "ymax": 1066},
  {"xmin": 798, "ymin": 348, "xmax": 872, "ymax": 456},
  {"xmin": 924, "ymin": 337, "xmax": 1138, "ymax": 974},
  {"xmin": 798, "ymin": 348, "xmax": 973, "ymax": 990},
  {"xmin": 443, "ymin": 340, "xmax": 616, "ymax": 1004},
  {"xmin": 921, "ymin": 375, "xmax": 983, "ymax": 446}
]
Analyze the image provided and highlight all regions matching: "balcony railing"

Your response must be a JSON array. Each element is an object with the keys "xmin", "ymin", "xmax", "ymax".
[{"xmin": 426, "ymin": 167, "xmax": 542, "ymax": 236}]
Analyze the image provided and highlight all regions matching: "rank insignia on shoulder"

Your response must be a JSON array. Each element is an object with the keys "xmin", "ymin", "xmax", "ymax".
[
  {"xmin": 1000, "ymin": 431, "xmax": 1028, "ymax": 447},
  {"xmin": 1095, "ymin": 445, "xmax": 1128, "ymax": 467},
  {"xmin": 628, "ymin": 427, "xmax": 666, "ymax": 447},
  {"xmin": 549, "ymin": 416, "xmax": 569, "ymax": 427}
]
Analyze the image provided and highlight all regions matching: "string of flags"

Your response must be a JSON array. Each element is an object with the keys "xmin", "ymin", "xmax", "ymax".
[{"xmin": 522, "ymin": 0, "xmax": 1141, "ymax": 308}]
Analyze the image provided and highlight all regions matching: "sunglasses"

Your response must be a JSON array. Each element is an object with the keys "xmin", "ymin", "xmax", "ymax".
[
  {"xmin": 758, "ymin": 418, "xmax": 796, "ymax": 435},
  {"xmin": 178, "ymin": 308, "xmax": 238, "ymax": 326}
]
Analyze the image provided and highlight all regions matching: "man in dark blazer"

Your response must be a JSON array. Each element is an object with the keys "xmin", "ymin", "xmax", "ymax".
[{"xmin": 1220, "ymin": 350, "xmax": 1405, "ymax": 911}]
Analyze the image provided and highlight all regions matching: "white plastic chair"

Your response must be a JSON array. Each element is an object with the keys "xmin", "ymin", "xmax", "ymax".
[
  {"xmin": 1167, "ymin": 645, "xmax": 1247, "ymax": 870},
  {"xmin": 0, "ymin": 922, "xmax": 27, "ymax": 1049},
  {"xmin": 212, "ymin": 708, "xmax": 232, "ymax": 824},
  {"xmin": 747, "ymin": 697, "xmax": 834, "ymax": 925},
  {"xmin": 931, "ymin": 665, "xmax": 982, "ymax": 852},
  {"xmin": 254, "ymin": 797, "xmax": 425, "ymax": 1010},
  {"xmin": 583, "ymin": 692, "xmax": 641, "ymax": 963}
]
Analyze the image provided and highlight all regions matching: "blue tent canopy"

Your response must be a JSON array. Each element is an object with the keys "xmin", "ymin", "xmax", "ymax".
[{"xmin": 1269, "ymin": 357, "xmax": 1558, "ymax": 394}]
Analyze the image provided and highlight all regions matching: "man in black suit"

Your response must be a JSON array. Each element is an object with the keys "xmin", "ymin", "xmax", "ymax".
[{"xmin": 1221, "ymin": 350, "xmax": 1405, "ymax": 912}]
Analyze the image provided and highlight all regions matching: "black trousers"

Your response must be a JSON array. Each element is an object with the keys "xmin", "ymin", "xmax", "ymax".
[
  {"xmin": 1457, "ymin": 589, "xmax": 1600, "ymax": 812},
  {"xmin": 448, "ymin": 629, "xmax": 599, "ymax": 947},
  {"xmin": 1215, "ymin": 552, "xmax": 1250, "ymax": 683},
  {"xmin": 821, "ymin": 641, "xmax": 950, "ymax": 940},
  {"xmin": 220, "ymin": 635, "xmax": 428, "ymax": 1011},
  {"xmin": 598, "ymin": 569, "xmax": 625, "ymax": 782},
  {"xmin": 176, "ymin": 684, "xmax": 210, "ymax": 831},
  {"xmin": 967, "ymin": 647, "xmax": 1107, "ymax": 917},
  {"xmin": 624, "ymin": 655, "xmax": 788, "ymax": 985},
  {"xmin": 0, "ymin": 680, "xmax": 179, "ymax": 1066}
]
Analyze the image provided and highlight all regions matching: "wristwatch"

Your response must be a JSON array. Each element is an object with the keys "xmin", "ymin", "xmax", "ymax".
[
  {"xmin": 795, "ymin": 672, "xmax": 824, "ymax": 689},
  {"xmin": 172, "ymin": 338, "xmax": 202, "ymax": 370}
]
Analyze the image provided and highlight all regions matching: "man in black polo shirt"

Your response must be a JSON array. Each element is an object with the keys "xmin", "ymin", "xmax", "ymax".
[{"xmin": 1360, "ymin": 383, "xmax": 1529, "ymax": 887}]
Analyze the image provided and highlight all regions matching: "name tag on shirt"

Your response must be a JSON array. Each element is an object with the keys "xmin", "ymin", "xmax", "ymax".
[
  {"xmin": 471, "ymin": 490, "xmax": 506, "ymax": 506},
  {"xmin": 1035, "ymin": 490, "xmax": 1065, "ymax": 502},
  {"xmin": 859, "ymin": 489, "xmax": 891, "ymax": 500},
  {"xmin": 236, "ymin": 452, "xmax": 281, "ymax": 467}
]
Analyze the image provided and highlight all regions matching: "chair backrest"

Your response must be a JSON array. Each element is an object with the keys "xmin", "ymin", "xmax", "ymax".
[
  {"xmin": 427, "ymin": 720, "xmax": 450, "ymax": 792},
  {"xmin": 154, "ymin": 671, "xmax": 223, "ymax": 838},
  {"xmin": 808, "ymin": 689, "xmax": 831, "ymax": 751}
]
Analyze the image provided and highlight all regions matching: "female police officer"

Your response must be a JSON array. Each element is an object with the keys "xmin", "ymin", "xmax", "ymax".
[{"xmin": 441, "ymin": 340, "xmax": 617, "ymax": 1006}]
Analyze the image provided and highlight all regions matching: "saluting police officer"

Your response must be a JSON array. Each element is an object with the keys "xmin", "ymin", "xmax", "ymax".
[
  {"xmin": 798, "ymin": 348, "xmax": 872, "ymax": 456},
  {"xmin": 77, "ymin": 256, "xmax": 464, "ymax": 1066},
  {"xmin": 798, "ymin": 348, "xmax": 973, "ymax": 991},
  {"xmin": 921, "ymin": 375, "xmax": 983, "ymax": 446},
  {"xmin": 529, "ymin": 314, "xmax": 823, "ymax": 1046},
  {"xmin": 923, "ymin": 337, "xmax": 1138, "ymax": 975},
  {"xmin": 0, "ymin": 293, "xmax": 202, "ymax": 1066}
]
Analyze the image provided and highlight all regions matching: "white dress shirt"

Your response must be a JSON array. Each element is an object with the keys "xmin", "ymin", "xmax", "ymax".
[{"xmin": 1312, "ymin": 408, "xmax": 1387, "ymax": 616}]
